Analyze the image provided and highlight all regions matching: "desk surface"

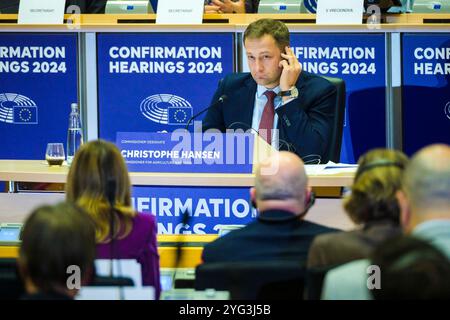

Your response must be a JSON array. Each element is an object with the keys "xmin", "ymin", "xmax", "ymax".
[
  {"xmin": 0, "ymin": 14, "xmax": 449, "ymax": 33},
  {"xmin": 0, "ymin": 160, "xmax": 354, "ymax": 187},
  {"xmin": 0, "ymin": 235, "xmax": 217, "ymax": 267}
]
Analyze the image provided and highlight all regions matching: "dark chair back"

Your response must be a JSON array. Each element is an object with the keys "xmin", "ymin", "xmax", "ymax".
[
  {"xmin": 305, "ymin": 265, "xmax": 341, "ymax": 300},
  {"xmin": 195, "ymin": 261, "xmax": 305, "ymax": 300},
  {"xmin": 0, "ymin": 258, "xmax": 25, "ymax": 300},
  {"xmin": 88, "ymin": 275, "xmax": 134, "ymax": 287},
  {"xmin": 322, "ymin": 76, "xmax": 346, "ymax": 163},
  {"xmin": 88, "ymin": 262, "xmax": 135, "ymax": 287}
]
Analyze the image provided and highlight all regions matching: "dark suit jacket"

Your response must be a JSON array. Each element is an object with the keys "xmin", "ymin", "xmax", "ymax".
[
  {"xmin": 202, "ymin": 210, "xmax": 339, "ymax": 265},
  {"xmin": 307, "ymin": 220, "xmax": 401, "ymax": 269},
  {"xmin": 245, "ymin": 0, "xmax": 260, "ymax": 13},
  {"xmin": 65, "ymin": 0, "xmax": 106, "ymax": 13},
  {"xmin": 202, "ymin": 72, "xmax": 337, "ymax": 163}
]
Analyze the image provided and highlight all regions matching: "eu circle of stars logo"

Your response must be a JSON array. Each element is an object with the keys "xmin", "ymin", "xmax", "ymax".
[
  {"xmin": 19, "ymin": 108, "xmax": 32, "ymax": 122},
  {"xmin": 173, "ymin": 109, "xmax": 187, "ymax": 123}
]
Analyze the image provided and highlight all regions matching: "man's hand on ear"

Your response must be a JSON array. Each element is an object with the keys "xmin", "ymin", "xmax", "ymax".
[{"xmin": 279, "ymin": 46, "xmax": 302, "ymax": 92}]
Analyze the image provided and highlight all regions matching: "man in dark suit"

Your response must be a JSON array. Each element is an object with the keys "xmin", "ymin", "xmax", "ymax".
[
  {"xmin": 65, "ymin": 0, "xmax": 107, "ymax": 13},
  {"xmin": 201, "ymin": 151, "xmax": 339, "ymax": 264},
  {"xmin": 203, "ymin": 19, "xmax": 337, "ymax": 163}
]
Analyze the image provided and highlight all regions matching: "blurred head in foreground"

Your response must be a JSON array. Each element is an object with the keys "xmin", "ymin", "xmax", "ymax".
[
  {"xmin": 396, "ymin": 144, "xmax": 450, "ymax": 233},
  {"xmin": 66, "ymin": 139, "xmax": 136, "ymax": 242},
  {"xmin": 19, "ymin": 202, "xmax": 96, "ymax": 298},
  {"xmin": 371, "ymin": 235, "xmax": 450, "ymax": 300},
  {"xmin": 344, "ymin": 148, "xmax": 409, "ymax": 226},
  {"xmin": 251, "ymin": 151, "xmax": 311, "ymax": 216}
]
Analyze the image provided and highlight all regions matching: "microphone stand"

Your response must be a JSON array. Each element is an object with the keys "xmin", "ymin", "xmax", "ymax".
[
  {"xmin": 172, "ymin": 209, "xmax": 191, "ymax": 289},
  {"xmin": 184, "ymin": 95, "xmax": 227, "ymax": 131}
]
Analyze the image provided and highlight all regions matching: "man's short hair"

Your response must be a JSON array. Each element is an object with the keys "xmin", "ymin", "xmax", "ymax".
[
  {"xmin": 371, "ymin": 235, "xmax": 450, "ymax": 300},
  {"xmin": 402, "ymin": 145, "xmax": 450, "ymax": 210},
  {"xmin": 19, "ymin": 202, "xmax": 96, "ymax": 293},
  {"xmin": 255, "ymin": 174, "xmax": 304, "ymax": 201},
  {"xmin": 244, "ymin": 18, "xmax": 290, "ymax": 50},
  {"xmin": 255, "ymin": 153, "xmax": 306, "ymax": 202}
]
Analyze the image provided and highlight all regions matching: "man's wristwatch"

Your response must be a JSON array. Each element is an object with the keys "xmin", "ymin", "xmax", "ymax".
[{"xmin": 278, "ymin": 86, "xmax": 299, "ymax": 99}]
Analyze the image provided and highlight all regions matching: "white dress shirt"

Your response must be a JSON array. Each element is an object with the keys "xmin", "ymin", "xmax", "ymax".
[{"xmin": 251, "ymin": 85, "xmax": 294, "ymax": 150}]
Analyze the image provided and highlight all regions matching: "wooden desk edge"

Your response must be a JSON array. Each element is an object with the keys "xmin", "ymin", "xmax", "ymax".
[
  {"xmin": 0, "ymin": 13, "xmax": 449, "ymax": 30},
  {"xmin": 0, "ymin": 160, "xmax": 354, "ymax": 187}
]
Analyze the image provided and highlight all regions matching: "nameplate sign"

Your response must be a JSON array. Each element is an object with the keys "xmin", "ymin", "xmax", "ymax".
[
  {"xmin": 156, "ymin": 0, "xmax": 204, "ymax": 25},
  {"xmin": 18, "ymin": 0, "xmax": 65, "ymax": 24},
  {"xmin": 116, "ymin": 132, "xmax": 254, "ymax": 173},
  {"xmin": 316, "ymin": 0, "xmax": 364, "ymax": 25}
]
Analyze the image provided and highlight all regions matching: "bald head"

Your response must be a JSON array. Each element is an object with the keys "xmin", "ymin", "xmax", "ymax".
[
  {"xmin": 403, "ymin": 144, "xmax": 450, "ymax": 213},
  {"xmin": 254, "ymin": 151, "xmax": 307, "ymax": 211}
]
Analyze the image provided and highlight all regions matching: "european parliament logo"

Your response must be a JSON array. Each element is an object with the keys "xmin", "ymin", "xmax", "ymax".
[
  {"xmin": 304, "ymin": 0, "xmax": 317, "ymax": 13},
  {"xmin": 445, "ymin": 101, "xmax": 450, "ymax": 120},
  {"xmin": 0, "ymin": 93, "xmax": 38, "ymax": 125},
  {"xmin": 140, "ymin": 94, "xmax": 193, "ymax": 126}
]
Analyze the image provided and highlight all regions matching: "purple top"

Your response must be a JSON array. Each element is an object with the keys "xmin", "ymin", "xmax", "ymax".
[{"xmin": 96, "ymin": 213, "xmax": 161, "ymax": 299}]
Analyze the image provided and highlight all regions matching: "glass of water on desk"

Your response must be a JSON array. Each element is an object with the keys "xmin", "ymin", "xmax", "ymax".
[{"xmin": 45, "ymin": 143, "xmax": 65, "ymax": 166}]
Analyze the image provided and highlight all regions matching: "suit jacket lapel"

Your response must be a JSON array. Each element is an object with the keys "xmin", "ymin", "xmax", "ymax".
[
  {"xmin": 239, "ymin": 76, "xmax": 256, "ymax": 130},
  {"xmin": 229, "ymin": 76, "xmax": 256, "ymax": 131}
]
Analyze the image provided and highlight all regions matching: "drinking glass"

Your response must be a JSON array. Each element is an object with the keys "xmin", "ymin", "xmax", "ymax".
[{"xmin": 45, "ymin": 143, "xmax": 65, "ymax": 166}]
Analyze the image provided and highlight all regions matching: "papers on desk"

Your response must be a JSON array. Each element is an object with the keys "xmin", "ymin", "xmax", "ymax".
[
  {"xmin": 305, "ymin": 162, "xmax": 358, "ymax": 175},
  {"xmin": 18, "ymin": 0, "xmax": 65, "ymax": 24},
  {"xmin": 156, "ymin": 0, "xmax": 204, "ymax": 25},
  {"xmin": 316, "ymin": 0, "xmax": 364, "ymax": 25},
  {"xmin": 95, "ymin": 259, "xmax": 142, "ymax": 287}
]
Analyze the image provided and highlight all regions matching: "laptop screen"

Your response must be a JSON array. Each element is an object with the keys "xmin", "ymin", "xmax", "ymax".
[{"xmin": 0, "ymin": 226, "xmax": 21, "ymax": 242}]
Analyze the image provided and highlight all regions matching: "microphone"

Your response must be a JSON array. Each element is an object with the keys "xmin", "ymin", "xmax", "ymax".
[
  {"xmin": 184, "ymin": 94, "xmax": 228, "ymax": 131},
  {"xmin": 172, "ymin": 209, "xmax": 191, "ymax": 288},
  {"xmin": 175, "ymin": 210, "xmax": 190, "ymax": 267}
]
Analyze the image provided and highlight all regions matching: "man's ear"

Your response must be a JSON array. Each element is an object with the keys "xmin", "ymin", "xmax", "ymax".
[
  {"xmin": 396, "ymin": 190, "xmax": 411, "ymax": 232},
  {"xmin": 250, "ymin": 187, "xmax": 257, "ymax": 208},
  {"xmin": 305, "ymin": 186, "xmax": 312, "ymax": 206}
]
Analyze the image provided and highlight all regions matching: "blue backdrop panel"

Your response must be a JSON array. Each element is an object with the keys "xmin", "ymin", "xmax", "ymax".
[
  {"xmin": 290, "ymin": 33, "xmax": 387, "ymax": 163},
  {"xmin": 97, "ymin": 33, "xmax": 234, "ymax": 141},
  {"xmin": 132, "ymin": 186, "xmax": 255, "ymax": 234},
  {"xmin": 402, "ymin": 34, "xmax": 450, "ymax": 156},
  {"xmin": 150, "ymin": 0, "xmax": 158, "ymax": 11},
  {"xmin": 0, "ymin": 33, "xmax": 78, "ymax": 160}
]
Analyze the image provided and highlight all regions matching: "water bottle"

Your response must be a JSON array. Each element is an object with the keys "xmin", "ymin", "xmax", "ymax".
[{"xmin": 66, "ymin": 103, "xmax": 83, "ymax": 165}]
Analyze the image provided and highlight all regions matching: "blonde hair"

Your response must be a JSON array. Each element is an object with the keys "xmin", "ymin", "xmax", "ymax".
[
  {"xmin": 66, "ymin": 140, "xmax": 136, "ymax": 242},
  {"xmin": 344, "ymin": 149, "xmax": 409, "ymax": 225}
]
